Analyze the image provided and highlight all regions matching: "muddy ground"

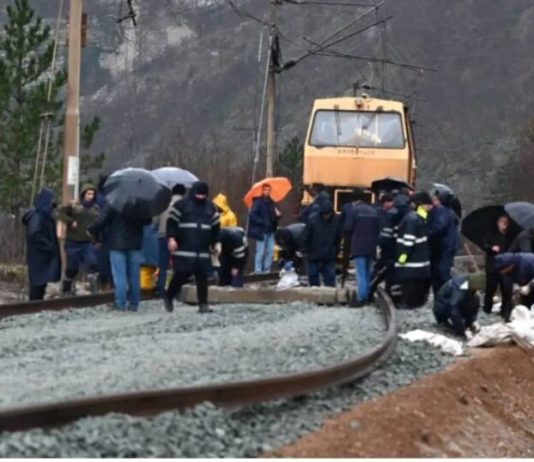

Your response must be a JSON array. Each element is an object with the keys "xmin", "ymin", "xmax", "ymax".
[{"xmin": 273, "ymin": 346, "xmax": 534, "ymax": 458}]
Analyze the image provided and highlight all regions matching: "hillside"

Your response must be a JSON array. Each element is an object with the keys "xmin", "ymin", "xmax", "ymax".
[{"xmin": 2, "ymin": 0, "xmax": 534, "ymax": 210}]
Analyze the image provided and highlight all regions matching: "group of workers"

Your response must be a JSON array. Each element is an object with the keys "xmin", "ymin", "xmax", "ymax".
[{"xmin": 22, "ymin": 176, "xmax": 534, "ymax": 339}]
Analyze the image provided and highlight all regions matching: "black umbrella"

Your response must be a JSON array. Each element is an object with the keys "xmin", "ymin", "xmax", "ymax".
[
  {"xmin": 104, "ymin": 168, "xmax": 171, "ymax": 221},
  {"xmin": 432, "ymin": 182, "xmax": 463, "ymax": 218},
  {"xmin": 504, "ymin": 202, "xmax": 534, "ymax": 230},
  {"xmin": 370, "ymin": 176, "xmax": 413, "ymax": 194},
  {"xmin": 461, "ymin": 205, "xmax": 521, "ymax": 250}
]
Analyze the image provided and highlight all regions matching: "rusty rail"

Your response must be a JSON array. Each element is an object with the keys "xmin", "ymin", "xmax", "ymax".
[
  {"xmin": 0, "ymin": 273, "xmax": 279, "ymax": 319},
  {"xmin": 0, "ymin": 287, "xmax": 396, "ymax": 433}
]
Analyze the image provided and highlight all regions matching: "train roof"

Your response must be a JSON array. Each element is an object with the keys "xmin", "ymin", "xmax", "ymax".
[{"xmin": 311, "ymin": 96, "xmax": 406, "ymax": 112}]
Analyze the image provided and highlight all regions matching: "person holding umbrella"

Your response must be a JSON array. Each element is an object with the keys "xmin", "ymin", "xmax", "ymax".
[
  {"xmin": 246, "ymin": 180, "xmax": 288, "ymax": 273},
  {"xmin": 165, "ymin": 181, "xmax": 220, "ymax": 313},
  {"xmin": 88, "ymin": 169, "xmax": 170, "ymax": 311}
]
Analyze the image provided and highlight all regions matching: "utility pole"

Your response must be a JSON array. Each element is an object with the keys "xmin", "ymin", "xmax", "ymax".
[
  {"xmin": 265, "ymin": 0, "xmax": 281, "ymax": 178},
  {"xmin": 62, "ymin": 0, "xmax": 83, "ymax": 205}
]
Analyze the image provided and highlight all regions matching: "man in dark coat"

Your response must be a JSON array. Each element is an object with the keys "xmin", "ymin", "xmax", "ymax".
[
  {"xmin": 248, "ymin": 184, "xmax": 281, "ymax": 273},
  {"xmin": 395, "ymin": 191, "xmax": 433, "ymax": 309},
  {"xmin": 344, "ymin": 189, "xmax": 380, "ymax": 305},
  {"xmin": 373, "ymin": 192, "xmax": 411, "ymax": 299},
  {"xmin": 275, "ymin": 223, "xmax": 306, "ymax": 272},
  {"xmin": 433, "ymin": 273, "xmax": 483, "ymax": 337},
  {"xmin": 165, "ymin": 181, "xmax": 220, "ymax": 313},
  {"xmin": 57, "ymin": 183, "xmax": 101, "ymax": 294},
  {"xmin": 218, "ymin": 226, "xmax": 248, "ymax": 287},
  {"xmin": 299, "ymin": 184, "xmax": 330, "ymax": 225},
  {"xmin": 428, "ymin": 189, "xmax": 461, "ymax": 296},
  {"xmin": 95, "ymin": 175, "xmax": 112, "ymax": 289},
  {"xmin": 88, "ymin": 204, "xmax": 151, "ymax": 311},
  {"xmin": 481, "ymin": 214, "xmax": 514, "ymax": 315},
  {"xmin": 22, "ymin": 188, "xmax": 61, "ymax": 300},
  {"xmin": 303, "ymin": 200, "xmax": 341, "ymax": 287},
  {"xmin": 510, "ymin": 229, "xmax": 534, "ymax": 253}
]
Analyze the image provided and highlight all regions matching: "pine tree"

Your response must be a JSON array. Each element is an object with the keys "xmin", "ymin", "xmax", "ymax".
[{"xmin": 0, "ymin": 0, "xmax": 65, "ymax": 214}]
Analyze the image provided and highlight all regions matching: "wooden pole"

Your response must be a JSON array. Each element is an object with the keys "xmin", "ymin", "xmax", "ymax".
[
  {"xmin": 62, "ymin": 0, "xmax": 83, "ymax": 206},
  {"xmin": 265, "ymin": 0, "xmax": 279, "ymax": 178}
]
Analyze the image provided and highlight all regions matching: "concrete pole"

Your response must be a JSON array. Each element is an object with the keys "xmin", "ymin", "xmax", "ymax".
[
  {"xmin": 62, "ymin": 0, "xmax": 83, "ymax": 205},
  {"xmin": 265, "ymin": 0, "xmax": 279, "ymax": 178}
]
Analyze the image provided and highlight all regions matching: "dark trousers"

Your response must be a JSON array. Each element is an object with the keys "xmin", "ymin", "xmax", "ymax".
[
  {"xmin": 370, "ymin": 259, "xmax": 394, "ymax": 298},
  {"xmin": 218, "ymin": 257, "xmax": 244, "ymax": 287},
  {"xmin": 401, "ymin": 279, "xmax": 430, "ymax": 309},
  {"xmin": 63, "ymin": 240, "xmax": 98, "ymax": 292},
  {"xmin": 431, "ymin": 255, "xmax": 454, "ymax": 296},
  {"xmin": 308, "ymin": 260, "xmax": 336, "ymax": 287},
  {"xmin": 484, "ymin": 271, "xmax": 513, "ymax": 319},
  {"xmin": 167, "ymin": 270, "xmax": 208, "ymax": 305},
  {"xmin": 29, "ymin": 284, "xmax": 47, "ymax": 301}
]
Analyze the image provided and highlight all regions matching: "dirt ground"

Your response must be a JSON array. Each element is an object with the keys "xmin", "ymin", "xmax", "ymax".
[{"xmin": 272, "ymin": 347, "xmax": 534, "ymax": 458}]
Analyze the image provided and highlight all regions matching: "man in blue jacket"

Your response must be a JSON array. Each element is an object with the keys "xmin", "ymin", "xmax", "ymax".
[
  {"xmin": 344, "ymin": 189, "xmax": 380, "ymax": 306},
  {"xmin": 248, "ymin": 184, "xmax": 282, "ymax": 273},
  {"xmin": 433, "ymin": 273, "xmax": 483, "ymax": 337},
  {"xmin": 428, "ymin": 188, "xmax": 461, "ymax": 296}
]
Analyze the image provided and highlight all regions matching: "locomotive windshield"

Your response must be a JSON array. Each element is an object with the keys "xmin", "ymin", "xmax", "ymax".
[{"xmin": 309, "ymin": 110, "xmax": 405, "ymax": 149}]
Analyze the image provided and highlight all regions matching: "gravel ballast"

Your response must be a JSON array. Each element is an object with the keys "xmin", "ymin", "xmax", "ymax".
[
  {"xmin": 0, "ymin": 301, "xmax": 384, "ymax": 409},
  {"xmin": 0, "ymin": 298, "xmax": 488, "ymax": 458}
]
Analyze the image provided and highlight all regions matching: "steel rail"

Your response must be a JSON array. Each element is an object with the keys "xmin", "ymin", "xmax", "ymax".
[
  {"xmin": 0, "ymin": 287, "xmax": 396, "ymax": 433},
  {"xmin": 0, "ymin": 273, "xmax": 279, "ymax": 319}
]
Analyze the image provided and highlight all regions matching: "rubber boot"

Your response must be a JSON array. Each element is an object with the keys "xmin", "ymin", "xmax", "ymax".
[
  {"xmin": 198, "ymin": 304, "xmax": 213, "ymax": 314},
  {"xmin": 62, "ymin": 279, "xmax": 73, "ymax": 295},
  {"xmin": 164, "ymin": 294, "xmax": 174, "ymax": 313}
]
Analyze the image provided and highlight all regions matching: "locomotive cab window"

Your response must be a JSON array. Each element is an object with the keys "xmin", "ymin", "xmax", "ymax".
[{"xmin": 309, "ymin": 110, "xmax": 405, "ymax": 149}]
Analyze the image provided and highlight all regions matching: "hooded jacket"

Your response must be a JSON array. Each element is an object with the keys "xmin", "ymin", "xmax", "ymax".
[
  {"xmin": 22, "ymin": 188, "xmax": 61, "ymax": 286},
  {"xmin": 428, "ymin": 204, "xmax": 460, "ymax": 258},
  {"xmin": 166, "ymin": 183, "xmax": 221, "ymax": 273},
  {"xmin": 213, "ymin": 193, "xmax": 238, "ymax": 228},
  {"xmin": 304, "ymin": 201, "xmax": 341, "ymax": 261},
  {"xmin": 57, "ymin": 183, "xmax": 100, "ymax": 242},
  {"xmin": 433, "ymin": 275, "xmax": 479, "ymax": 336},
  {"xmin": 493, "ymin": 252, "xmax": 534, "ymax": 286},
  {"xmin": 275, "ymin": 223, "xmax": 306, "ymax": 261},
  {"xmin": 299, "ymin": 191, "xmax": 331, "ymax": 225}
]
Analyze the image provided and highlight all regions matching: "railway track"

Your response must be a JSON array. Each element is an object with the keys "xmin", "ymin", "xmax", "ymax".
[
  {"xmin": 0, "ymin": 272, "xmax": 278, "ymax": 319},
  {"xmin": 0, "ymin": 286, "xmax": 397, "ymax": 433}
]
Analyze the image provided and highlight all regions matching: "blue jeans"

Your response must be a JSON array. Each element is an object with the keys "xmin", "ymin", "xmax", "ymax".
[
  {"xmin": 254, "ymin": 233, "xmax": 275, "ymax": 273},
  {"xmin": 110, "ymin": 250, "xmax": 143, "ymax": 310},
  {"xmin": 157, "ymin": 237, "xmax": 169, "ymax": 297},
  {"xmin": 355, "ymin": 256, "xmax": 373, "ymax": 302},
  {"xmin": 308, "ymin": 260, "xmax": 336, "ymax": 287},
  {"xmin": 65, "ymin": 240, "xmax": 98, "ymax": 279}
]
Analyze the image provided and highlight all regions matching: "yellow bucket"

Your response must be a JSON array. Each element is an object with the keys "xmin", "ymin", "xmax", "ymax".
[{"xmin": 140, "ymin": 266, "xmax": 157, "ymax": 290}]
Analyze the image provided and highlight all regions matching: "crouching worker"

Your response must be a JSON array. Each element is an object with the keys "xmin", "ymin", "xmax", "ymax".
[
  {"xmin": 433, "ymin": 273, "xmax": 484, "ymax": 338},
  {"xmin": 275, "ymin": 223, "xmax": 306, "ymax": 273},
  {"xmin": 493, "ymin": 252, "xmax": 534, "ymax": 320},
  {"xmin": 219, "ymin": 227, "xmax": 248, "ymax": 287}
]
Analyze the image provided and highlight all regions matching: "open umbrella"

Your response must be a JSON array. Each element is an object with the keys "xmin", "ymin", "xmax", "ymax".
[
  {"xmin": 370, "ymin": 176, "xmax": 413, "ymax": 194},
  {"xmin": 504, "ymin": 202, "xmax": 534, "ymax": 230},
  {"xmin": 151, "ymin": 167, "xmax": 199, "ymax": 189},
  {"xmin": 244, "ymin": 177, "xmax": 292, "ymax": 209},
  {"xmin": 432, "ymin": 182, "xmax": 462, "ymax": 218},
  {"xmin": 104, "ymin": 168, "xmax": 171, "ymax": 221},
  {"xmin": 461, "ymin": 205, "xmax": 521, "ymax": 250}
]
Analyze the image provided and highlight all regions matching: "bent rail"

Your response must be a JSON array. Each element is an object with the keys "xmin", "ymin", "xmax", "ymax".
[{"xmin": 0, "ymin": 287, "xmax": 396, "ymax": 433}]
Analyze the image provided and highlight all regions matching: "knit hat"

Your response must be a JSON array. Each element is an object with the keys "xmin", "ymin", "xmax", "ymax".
[
  {"xmin": 191, "ymin": 181, "xmax": 209, "ymax": 196},
  {"xmin": 411, "ymin": 191, "xmax": 433, "ymax": 206}
]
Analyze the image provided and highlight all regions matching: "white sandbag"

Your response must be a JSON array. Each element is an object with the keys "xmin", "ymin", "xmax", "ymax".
[
  {"xmin": 399, "ymin": 329, "xmax": 464, "ymax": 356},
  {"xmin": 276, "ymin": 268, "xmax": 300, "ymax": 290},
  {"xmin": 467, "ymin": 305, "xmax": 534, "ymax": 350}
]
